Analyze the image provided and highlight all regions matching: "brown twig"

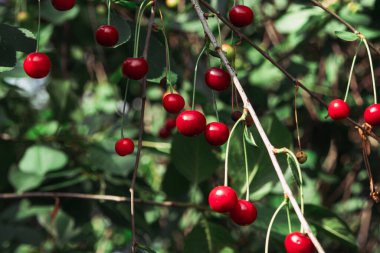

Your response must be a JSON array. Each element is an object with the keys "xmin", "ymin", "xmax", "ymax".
[
  {"xmin": 310, "ymin": 0, "xmax": 380, "ymax": 56},
  {"xmin": 198, "ymin": 0, "xmax": 380, "ymax": 143},
  {"xmin": 0, "ymin": 192, "xmax": 208, "ymax": 210},
  {"xmin": 129, "ymin": 5, "xmax": 156, "ymax": 253}
]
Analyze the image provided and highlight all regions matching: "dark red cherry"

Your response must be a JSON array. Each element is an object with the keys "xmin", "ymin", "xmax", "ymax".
[
  {"xmin": 51, "ymin": 0, "xmax": 76, "ymax": 11},
  {"xmin": 165, "ymin": 118, "xmax": 176, "ymax": 131},
  {"xmin": 176, "ymin": 110, "xmax": 206, "ymax": 136},
  {"xmin": 364, "ymin": 104, "xmax": 380, "ymax": 126},
  {"xmin": 96, "ymin": 25, "xmax": 119, "ymax": 47},
  {"xmin": 208, "ymin": 186, "xmax": 238, "ymax": 213},
  {"xmin": 159, "ymin": 128, "xmax": 171, "ymax": 139},
  {"xmin": 327, "ymin": 99, "xmax": 350, "ymax": 120},
  {"xmin": 122, "ymin": 57, "xmax": 149, "ymax": 80},
  {"xmin": 204, "ymin": 122, "xmax": 229, "ymax": 146},
  {"xmin": 205, "ymin": 67, "xmax": 231, "ymax": 91},
  {"xmin": 229, "ymin": 5, "xmax": 254, "ymax": 27},
  {"xmin": 23, "ymin": 52, "xmax": 51, "ymax": 79},
  {"xmin": 284, "ymin": 232, "xmax": 315, "ymax": 253},
  {"xmin": 115, "ymin": 138, "xmax": 134, "ymax": 156},
  {"xmin": 231, "ymin": 111, "xmax": 243, "ymax": 122},
  {"xmin": 230, "ymin": 199, "xmax": 257, "ymax": 226},
  {"xmin": 162, "ymin": 93, "xmax": 185, "ymax": 113}
]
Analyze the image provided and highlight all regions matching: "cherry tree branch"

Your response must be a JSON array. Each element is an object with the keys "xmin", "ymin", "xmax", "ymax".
[
  {"xmin": 198, "ymin": 0, "xmax": 380, "ymax": 143},
  {"xmin": 0, "ymin": 192, "xmax": 208, "ymax": 210},
  {"xmin": 190, "ymin": 1, "xmax": 325, "ymax": 252},
  {"xmin": 310, "ymin": 0, "xmax": 380, "ymax": 56},
  {"xmin": 129, "ymin": 5, "xmax": 155, "ymax": 252}
]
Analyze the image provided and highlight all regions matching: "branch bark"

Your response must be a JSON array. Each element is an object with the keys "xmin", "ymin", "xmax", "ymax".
[{"xmin": 191, "ymin": 1, "xmax": 326, "ymax": 252}]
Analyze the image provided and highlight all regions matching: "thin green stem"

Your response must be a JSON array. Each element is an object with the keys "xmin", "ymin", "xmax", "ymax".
[
  {"xmin": 192, "ymin": 44, "xmax": 208, "ymax": 109},
  {"xmin": 286, "ymin": 200, "xmax": 292, "ymax": 234},
  {"xmin": 243, "ymin": 126, "xmax": 249, "ymax": 200},
  {"xmin": 36, "ymin": 0, "xmax": 41, "ymax": 52},
  {"xmin": 265, "ymin": 200, "xmax": 287, "ymax": 253},
  {"xmin": 158, "ymin": 8, "xmax": 173, "ymax": 89},
  {"xmin": 217, "ymin": 17, "xmax": 222, "ymax": 47},
  {"xmin": 344, "ymin": 40, "xmax": 362, "ymax": 102},
  {"xmin": 121, "ymin": 79, "xmax": 130, "ymax": 139},
  {"xmin": 211, "ymin": 91, "xmax": 219, "ymax": 121},
  {"xmin": 224, "ymin": 116, "xmax": 245, "ymax": 186},
  {"xmin": 107, "ymin": 0, "xmax": 111, "ymax": 25},
  {"xmin": 363, "ymin": 38, "xmax": 377, "ymax": 104},
  {"xmin": 133, "ymin": 0, "xmax": 151, "ymax": 57}
]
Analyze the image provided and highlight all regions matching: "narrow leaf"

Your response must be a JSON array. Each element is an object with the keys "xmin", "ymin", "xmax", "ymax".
[{"xmin": 335, "ymin": 31, "xmax": 359, "ymax": 41}]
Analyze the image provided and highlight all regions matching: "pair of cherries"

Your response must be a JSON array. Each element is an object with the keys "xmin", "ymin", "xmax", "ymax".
[
  {"xmin": 158, "ymin": 118, "xmax": 176, "ymax": 139},
  {"xmin": 327, "ymin": 99, "xmax": 380, "ymax": 126},
  {"xmin": 208, "ymin": 186, "xmax": 257, "ymax": 226}
]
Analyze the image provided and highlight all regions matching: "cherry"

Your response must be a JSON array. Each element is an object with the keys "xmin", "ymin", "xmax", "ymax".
[
  {"xmin": 221, "ymin": 43, "xmax": 235, "ymax": 60},
  {"xmin": 245, "ymin": 114, "xmax": 254, "ymax": 127},
  {"xmin": 159, "ymin": 127, "xmax": 171, "ymax": 139},
  {"xmin": 229, "ymin": 199, "xmax": 257, "ymax": 226},
  {"xmin": 327, "ymin": 99, "xmax": 350, "ymax": 120},
  {"xmin": 231, "ymin": 111, "xmax": 243, "ymax": 122},
  {"xmin": 176, "ymin": 110, "xmax": 206, "ymax": 136},
  {"xmin": 165, "ymin": 118, "xmax": 176, "ymax": 131},
  {"xmin": 115, "ymin": 138, "xmax": 134, "ymax": 156},
  {"xmin": 162, "ymin": 93, "xmax": 185, "ymax": 113},
  {"xmin": 364, "ymin": 104, "xmax": 380, "ymax": 126},
  {"xmin": 229, "ymin": 5, "xmax": 254, "ymax": 27},
  {"xmin": 51, "ymin": 0, "xmax": 76, "ymax": 11},
  {"xmin": 204, "ymin": 122, "xmax": 229, "ymax": 146},
  {"xmin": 296, "ymin": 151, "xmax": 308, "ymax": 164},
  {"xmin": 23, "ymin": 52, "xmax": 51, "ymax": 79},
  {"xmin": 284, "ymin": 232, "xmax": 315, "ymax": 253},
  {"xmin": 208, "ymin": 186, "xmax": 238, "ymax": 213},
  {"xmin": 96, "ymin": 25, "xmax": 119, "ymax": 47},
  {"xmin": 205, "ymin": 67, "xmax": 231, "ymax": 91},
  {"xmin": 122, "ymin": 57, "xmax": 149, "ymax": 80}
]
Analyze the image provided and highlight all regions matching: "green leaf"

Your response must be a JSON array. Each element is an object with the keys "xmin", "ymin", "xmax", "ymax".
[
  {"xmin": 171, "ymin": 134, "xmax": 219, "ymax": 183},
  {"xmin": 287, "ymin": 155, "xmax": 301, "ymax": 187},
  {"xmin": 8, "ymin": 167, "xmax": 44, "ymax": 192},
  {"xmin": 0, "ymin": 42, "xmax": 16, "ymax": 68},
  {"xmin": 111, "ymin": 12, "xmax": 132, "ymax": 48},
  {"xmin": 114, "ymin": 0, "xmax": 139, "ymax": 9},
  {"xmin": 18, "ymin": 145, "xmax": 68, "ymax": 175},
  {"xmin": 0, "ymin": 24, "xmax": 36, "ymax": 54},
  {"xmin": 335, "ymin": 31, "xmax": 359, "ymax": 41},
  {"xmin": 244, "ymin": 126, "xmax": 257, "ymax": 147}
]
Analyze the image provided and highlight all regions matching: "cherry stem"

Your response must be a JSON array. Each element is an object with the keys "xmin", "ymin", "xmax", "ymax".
[
  {"xmin": 344, "ymin": 40, "xmax": 362, "ymax": 102},
  {"xmin": 286, "ymin": 199, "xmax": 292, "ymax": 234},
  {"xmin": 264, "ymin": 200, "xmax": 287, "ymax": 253},
  {"xmin": 294, "ymin": 85, "xmax": 302, "ymax": 151},
  {"xmin": 192, "ymin": 44, "xmax": 207, "ymax": 109},
  {"xmin": 133, "ymin": 0, "xmax": 151, "ymax": 57},
  {"xmin": 224, "ymin": 113, "xmax": 246, "ymax": 186},
  {"xmin": 211, "ymin": 91, "xmax": 219, "ymax": 122},
  {"xmin": 242, "ymin": 126, "xmax": 249, "ymax": 201},
  {"xmin": 121, "ymin": 79, "xmax": 130, "ymax": 139},
  {"xmin": 363, "ymin": 38, "xmax": 377, "ymax": 104},
  {"xmin": 158, "ymin": 7, "xmax": 173, "ymax": 89},
  {"xmin": 107, "ymin": 0, "xmax": 111, "ymax": 25},
  {"xmin": 216, "ymin": 17, "xmax": 222, "ymax": 48},
  {"xmin": 36, "ymin": 0, "xmax": 41, "ymax": 52}
]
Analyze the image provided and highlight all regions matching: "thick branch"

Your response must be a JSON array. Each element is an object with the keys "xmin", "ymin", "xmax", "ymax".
[
  {"xmin": 191, "ymin": 1, "xmax": 325, "ymax": 252},
  {"xmin": 198, "ymin": 0, "xmax": 380, "ymax": 142}
]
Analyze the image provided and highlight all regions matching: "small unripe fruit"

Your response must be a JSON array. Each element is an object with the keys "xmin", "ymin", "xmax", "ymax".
[{"xmin": 296, "ymin": 151, "xmax": 308, "ymax": 164}]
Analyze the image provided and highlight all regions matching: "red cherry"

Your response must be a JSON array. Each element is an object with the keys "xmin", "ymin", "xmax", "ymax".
[
  {"xmin": 159, "ymin": 128, "xmax": 171, "ymax": 139},
  {"xmin": 115, "ymin": 138, "xmax": 134, "ymax": 156},
  {"xmin": 176, "ymin": 110, "xmax": 206, "ymax": 136},
  {"xmin": 23, "ymin": 52, "xmax": 51, "ymax": 79},
  {"xmin": 230, "ymin": 199, "xmax": 257, "ymax": 226},
  {"xmin": 229, "ymin": 5, "xmax": 254, "ymax": 27},
  {"xmin": 204, "ymin": 122, "xmax": 229, "ymax": 146},
  {"xmin": 205, "ymin": 67, "xmax": 231, "ymax": 91},
  {"xmin": 364, "ymin": 104, "xmax": 380, "ymax": 126},
  {"xmin": 208, "ymin": 186, "xmax": 238, "ymax": 213},
  {"xmin": 162, "ymin": 93, "xmax": 185, "ymax": 113},
  {"xmin": 96, "ymin": 25, "xmax": 119, "ymax": 47},
  {"xmin": 51, "ymin": 0, "xmax": 76, "ymax": 11},
  {"xmin": 122, "ymin": 57, "xmax": 149, "ymax": 80},
  {"xmin": 165, "ymin": 118, "xmax": 176, "ymax": 131},
  {"xmin": 284, "ymin": 232, "xmax": 315, "ymax": 253},
  {"xmin": 327, "ymin": 99, "xmax": 350, "ymax": 120}
]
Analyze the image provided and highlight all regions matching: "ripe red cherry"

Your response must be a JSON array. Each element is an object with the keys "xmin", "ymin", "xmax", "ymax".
[
  {"xmin": 208, "ymin": 186, "xmax": 238, "ymax": 213},
  {"xmin": 159, "ymin": 128, "xmax": 171, "ymax": 139},
  {"xmin": 204, "ymin": 122, "xmax": 229, "ymax": 146},
  {"xmin": 229, "ymin": 5, "xmax": 254, "ymax": 27},
  {"xmin": 176, "ymin": 110, "xmax": 206, "ymax": 136},
  {"xmin": 23, "ymin": 52, "xmax": 51, "ymax": 79},
  {"xmin": 165, "ymin": 118, "xmax": 176, "ymax": 131},
  {"xmin": 284, "ymin": 232, "xmax": 315, "ymax": 253},
  {"xmin": 51, "ymin": 0, "xmax": 76, "ymax": 11},
  {"xmin": 96, "ymin": 25, "xmax": 119, "ymax": 47},
  {"xmin": 122, "ymin": 57, "xmax": 149, "ymax": 80},
  {"xmin": 162, "ymin": 93, "xmax": 185, "ymax": 113},
  {"xmin": 205, "ymin": 67, "xmax": 231, "ymax": 91},
  {"xmin": 327, "ymin": 99, "xmax": 350, "ymax": 120},
  {"xmin": 115, "ymin": 138, "xmax": 134, "ymax": 156},
  {"xmin": 364, "ymin": 104, "xmax": 380, "ymax": 126},
  {"xmin": 230, "ymin": 199, "xmax": 257, "ymax": 226}
]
